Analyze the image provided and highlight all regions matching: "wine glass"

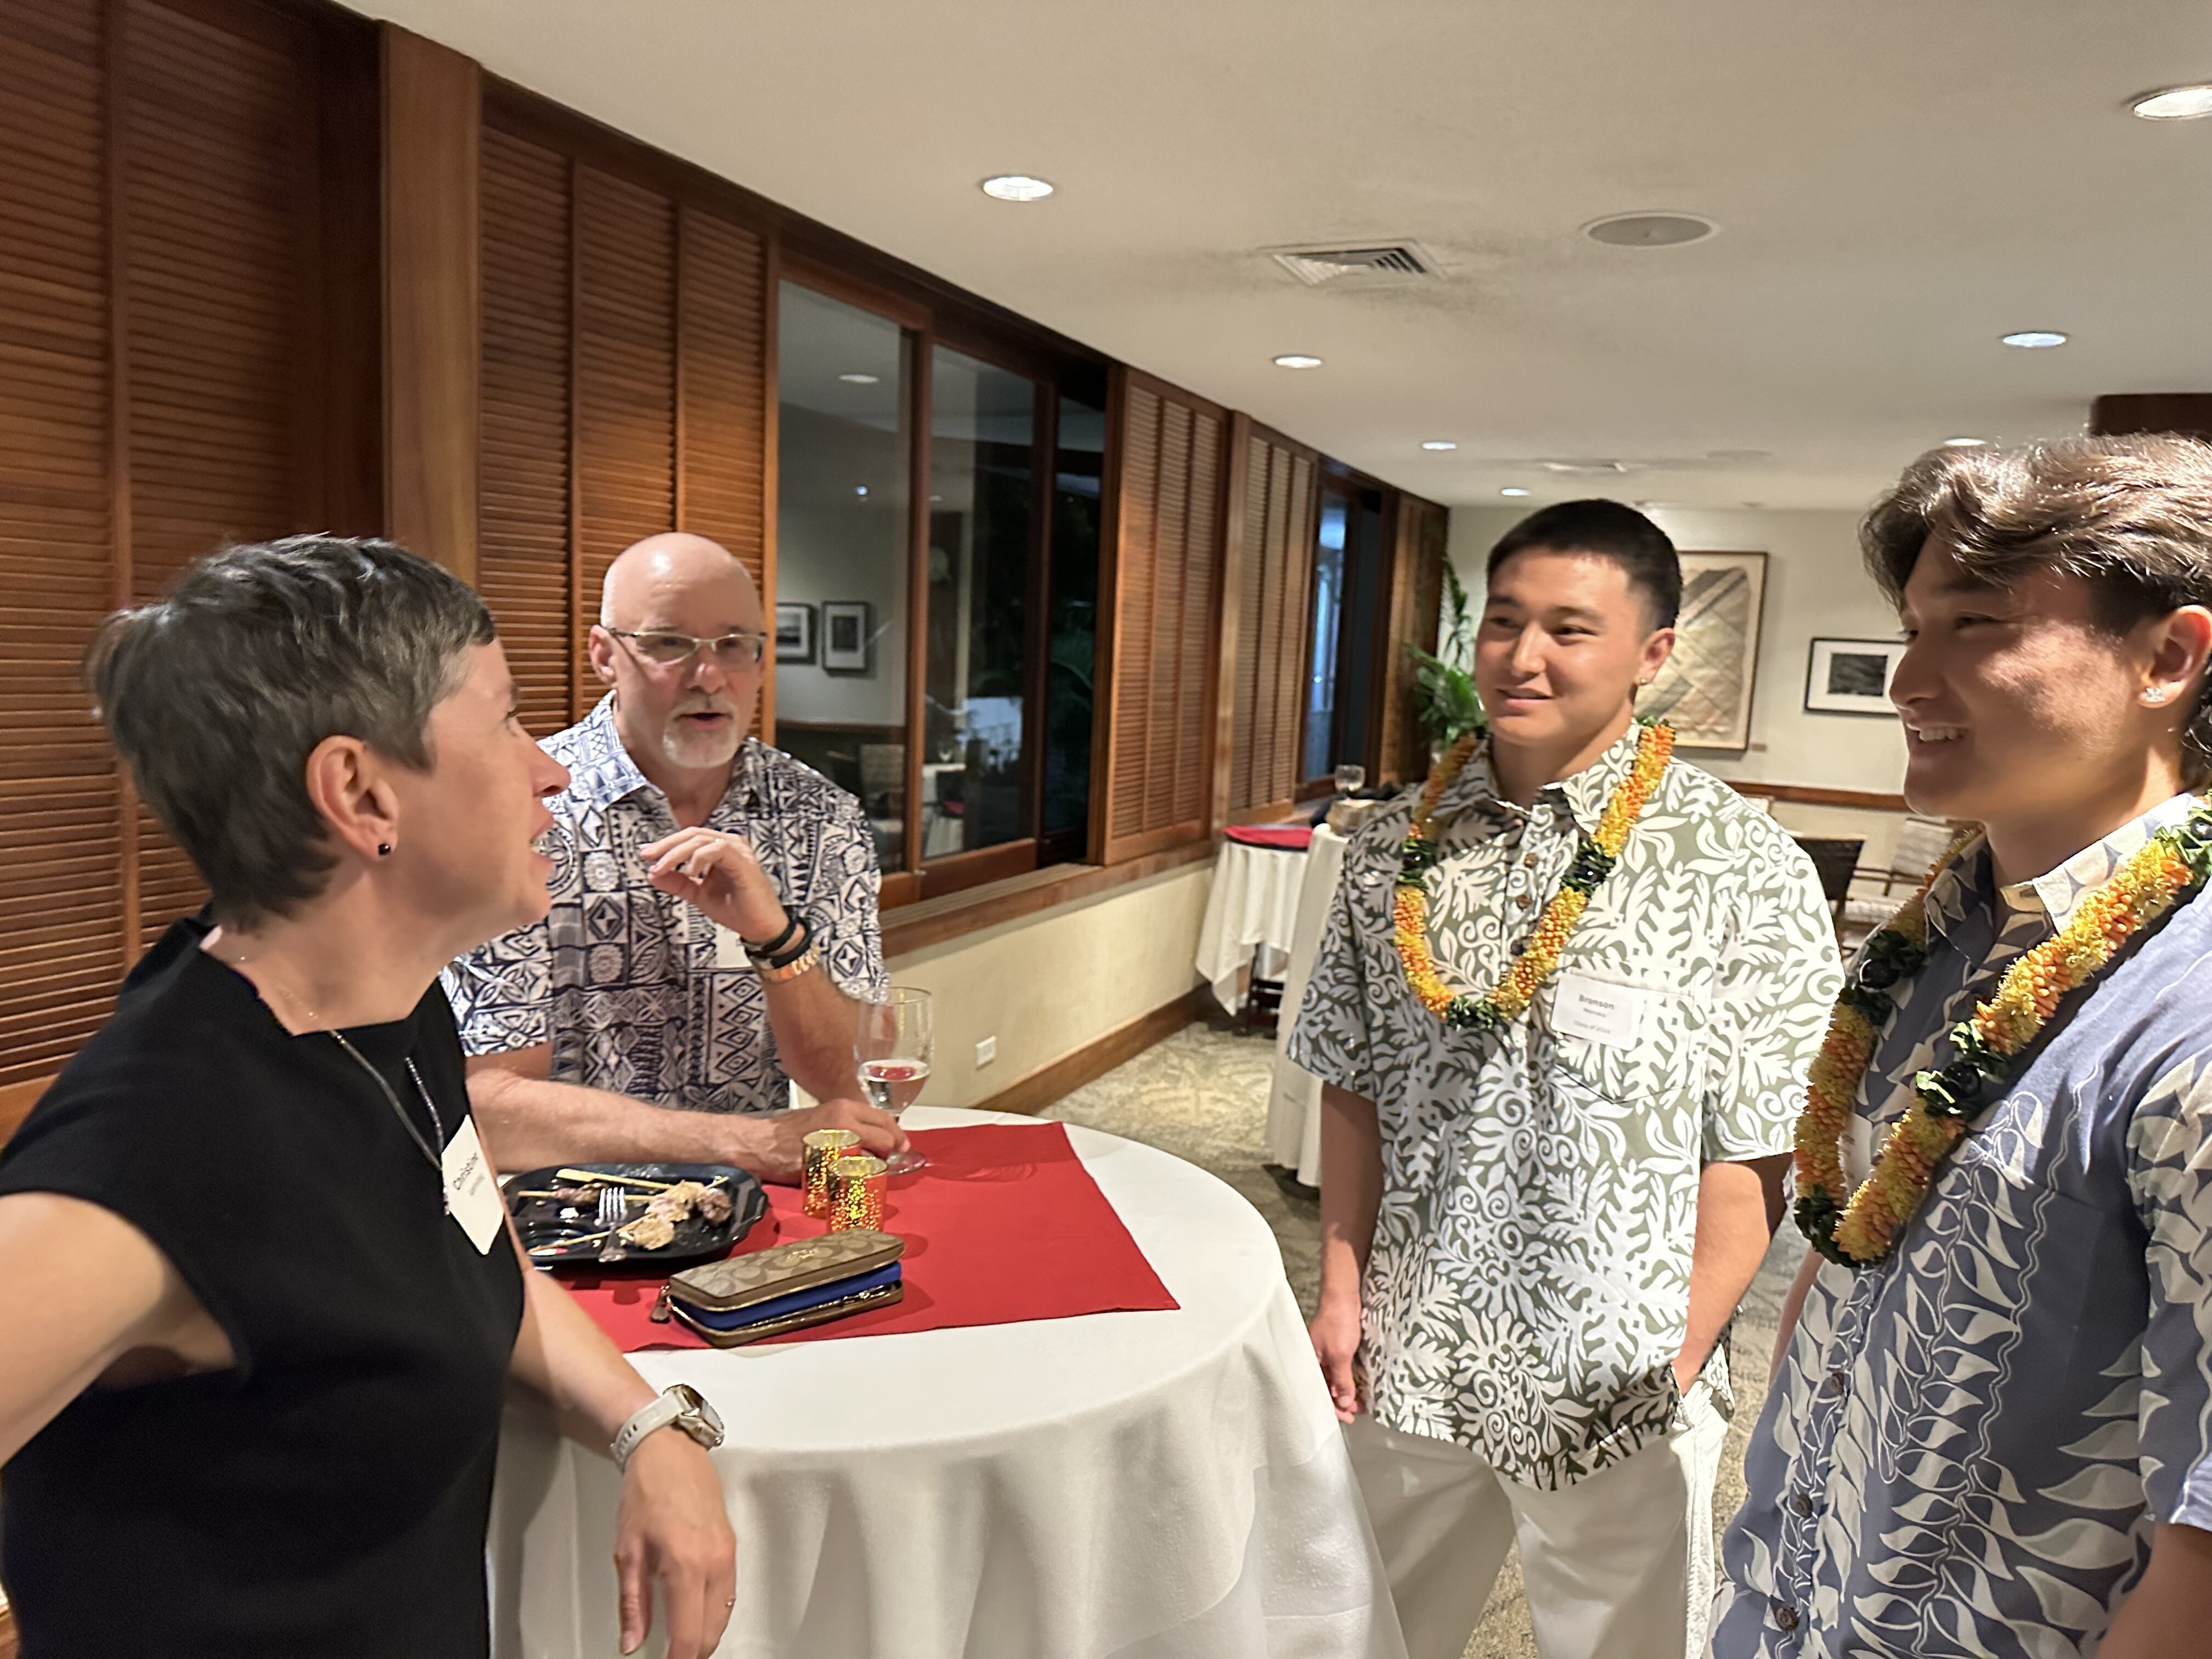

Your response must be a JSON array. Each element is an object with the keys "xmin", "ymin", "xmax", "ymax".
[
  {"xmin": 855, "ymin": 986, "xmax": 933, "ymax": 1175},
  {"xmin": 1333, "ymin": 763, "xmax": 1367, "ymax": 796}
]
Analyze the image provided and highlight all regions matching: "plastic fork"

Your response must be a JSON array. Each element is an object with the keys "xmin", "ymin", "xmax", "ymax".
[{"xmin": 595, "ymin": 1184, "xmax": 628, "ymax": 1263}]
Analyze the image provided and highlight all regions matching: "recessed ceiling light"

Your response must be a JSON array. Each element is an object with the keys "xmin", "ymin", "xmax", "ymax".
[
  {"xmin": 980, "ymin": 174, "xmax": 1054, "ymax": 202},
  {"xmin": 2000, "ymin": 330, "xmax": 2068, "ymax": 349},
  {"xmin": 1942, "ymin": 436, "xmax": 1989, "ymax": 447},
  {"xmin": 2131, "ymin": 84, "xmax": 2212, "ymax": 121},
  {"xmin": 1421, "ymin": 441, "xmax": 1458, "ymax": 452},
  {"xmin": 1499, "ymin": 487, "xmax": 1531, "ymax": 498},
  {"xmin": 838, "ymin": 373, "xmax": 880, "ymax": 385},
  {"xmin": 1583, "ymin": 212, "xmax": 1717, "ymax": 247},
  {"xmin": 854, "ymin": 486, "xmax": 868, "ymax": 497},
  {"xmin": 1273, "ymin": 353, "xmax": 1323, "ymax": 370}
]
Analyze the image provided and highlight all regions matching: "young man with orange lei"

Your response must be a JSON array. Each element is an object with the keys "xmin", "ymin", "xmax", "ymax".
[
  {"xmin": 1288, "ymin": 501, "xmax": 1840, "ymax": 1659},
  {"xmin": 1711, "ymin": 436, "xmax": 2212, "ymax": 1659}
]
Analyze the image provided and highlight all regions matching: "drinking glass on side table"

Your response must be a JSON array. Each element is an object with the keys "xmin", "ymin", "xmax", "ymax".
[
  {"xmin": 1333, "ymin": 763, "xmax": 1366, "ymax": 795},
  {"xmin": 856, "ymin": 986, "xmax": 933, "ymax": 1175}
]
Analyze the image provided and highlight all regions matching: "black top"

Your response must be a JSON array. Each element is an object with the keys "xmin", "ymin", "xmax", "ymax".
[{"xmin": 0, "ymin": 917, "xmax": 524, "ymax": 1657}]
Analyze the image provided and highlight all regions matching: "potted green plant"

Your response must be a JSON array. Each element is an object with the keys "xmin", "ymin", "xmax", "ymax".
[{"xmin": 1402, "ymin": 563, "xmax": 1484, "ymax": 754}]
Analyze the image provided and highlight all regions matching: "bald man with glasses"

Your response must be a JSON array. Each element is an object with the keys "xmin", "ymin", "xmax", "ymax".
[{"xmin": 445, "ymin": 532, "xmax": 906, "ymax": 1183}]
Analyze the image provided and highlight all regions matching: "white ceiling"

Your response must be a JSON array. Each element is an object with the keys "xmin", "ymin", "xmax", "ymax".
[{"xmin": 349, "ymin": 0, "xmax": 2212, "ymax": 510}]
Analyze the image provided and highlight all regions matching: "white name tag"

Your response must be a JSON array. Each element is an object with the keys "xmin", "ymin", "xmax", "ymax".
[
  {"xmin": 442, "ymin": 1115, "xmax": 504, "ymax": 1255},
  {"xmin": 1549, "ymin": 973, "xmax": 1668, "ymax": 1049}
]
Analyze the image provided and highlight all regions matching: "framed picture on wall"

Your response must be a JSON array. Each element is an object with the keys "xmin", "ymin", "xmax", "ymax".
[
  {"xmin": 821, "ymin": 600, "xmax": 873, "ymax": 675},
  {"xmin": 1638, "ymin": 550, "xmax": 1767, "ymax": 749},
  {"xmin": 775, "ymin": 603, "xmax": 815, "ymax": 665},
  {"xmin": 1805, "ymin": 637, "xmax": 1907, "ymax": 714}
]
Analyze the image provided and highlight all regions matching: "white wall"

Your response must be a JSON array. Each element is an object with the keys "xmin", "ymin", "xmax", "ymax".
[
  {"xmin": 1448, "ymin": 504, "xmax": 1915, "ymax": 867},
  {"xmin": 885, "ymin": 862, "xmax": 1212, "ymax": 1107}
]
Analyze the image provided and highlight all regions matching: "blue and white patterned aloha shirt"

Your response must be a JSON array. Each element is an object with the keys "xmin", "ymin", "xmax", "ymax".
[
  {"xmin": 444, "ymin": 696, "xmax": 886, "ymax": 1115},
  {"xmin": 1714, "ymin": 793, "xmax": 2212, "ymax": 1657}
]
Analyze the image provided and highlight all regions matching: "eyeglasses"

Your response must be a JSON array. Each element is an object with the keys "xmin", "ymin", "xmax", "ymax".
[{"xmin": 605, "ymin": 629, "xmax": 768, "ymax": 670}]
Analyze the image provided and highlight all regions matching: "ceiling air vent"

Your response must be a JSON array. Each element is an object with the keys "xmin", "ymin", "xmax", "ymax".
[{"xmin": 1267, "ymin": 242, "xmax": 1439, "ymax": 287}]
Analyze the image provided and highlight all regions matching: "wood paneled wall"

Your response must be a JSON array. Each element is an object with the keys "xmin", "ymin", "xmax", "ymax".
[
  {"xmin": 0, "ymin": 0, "xmax": 376, "ymax": 1091},
  {"xmin": 0, "ymin": 2, "xmax": 1451, "ymax": 1096},
  {"xmin": 1218, "ymin": 416, "xmax": 1319, "ymax": 821},
  {"xmin": 476, "ymin": 105, "xmax": 771, "ymax": 740},
  {"xmin": 1094, "ymin": 369, "xmax": 1228, "ymax": 864},
  {"xmin": 1378, "ymin": 492, "xmax": 1448, "ymax": 784}
]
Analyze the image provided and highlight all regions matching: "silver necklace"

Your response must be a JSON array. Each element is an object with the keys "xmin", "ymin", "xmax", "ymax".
[
  {"xmin": 329, "ymin": 1032, "xmax": 450, "ymax": 1212},
  {"xmin": 222, "ymin": 949, "xmax": 450, "ymax": 1211}
]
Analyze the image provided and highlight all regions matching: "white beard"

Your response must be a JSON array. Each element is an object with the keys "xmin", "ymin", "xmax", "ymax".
[{"xmin": 660, "ymin": 719, "xmax": 741, "ymax": 771}]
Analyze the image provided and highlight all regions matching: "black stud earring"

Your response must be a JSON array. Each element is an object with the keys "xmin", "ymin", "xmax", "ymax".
[{"xmin": 377, "ymin": 843, "xmax": 392, "ymax": 857}]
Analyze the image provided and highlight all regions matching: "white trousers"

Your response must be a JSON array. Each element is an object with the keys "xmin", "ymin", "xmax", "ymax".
[{"xmin": 1345, "ymin": 1383, "xmax": 1729, "ymax": 1659}]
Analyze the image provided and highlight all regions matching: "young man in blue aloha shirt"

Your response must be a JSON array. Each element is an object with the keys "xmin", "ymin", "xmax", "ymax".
[{"xmin": 1714, "ymin": 435, "xmax": 2212, "ymax": 1657}]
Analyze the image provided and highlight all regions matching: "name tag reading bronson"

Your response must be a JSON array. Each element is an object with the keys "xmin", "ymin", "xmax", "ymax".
[
  {"xmin": 443, "ymin": 1115, "xmax": 504, "ymax": 1254},
  {"xmin": 1549, "ymin": 973, "xmax": 1667, "ymax": 1049}
]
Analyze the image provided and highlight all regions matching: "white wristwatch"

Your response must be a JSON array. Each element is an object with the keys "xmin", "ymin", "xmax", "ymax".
[{"xmin": 612, "ymin": 1384, "xmax": 725, "ymax": 1471}]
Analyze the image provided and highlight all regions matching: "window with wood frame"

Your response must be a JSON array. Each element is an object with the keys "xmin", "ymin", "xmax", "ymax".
[
  {"xmin": 0, "ymin": 0, "xmax": 379, "ymax": 1101},
  {"xmin": 1094, "ymin": 369, "xmax": 1228, "ymax": 865},
  {"xmin": 770, "ymin": 271, "xmax": 1107, "ymax": 904},
  {"xmin": 1217, "ymin": 416, "xmax": 1319, "ymax": 823},
  {"xmin": 476, "ymin": 96, "xmax": 771, "ymax": 742}
]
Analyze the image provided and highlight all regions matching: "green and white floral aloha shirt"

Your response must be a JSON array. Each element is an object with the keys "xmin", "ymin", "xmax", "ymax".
[{"xmin": 1286, "ymin": 725, "xmax": 1841, "ymax": 1488}]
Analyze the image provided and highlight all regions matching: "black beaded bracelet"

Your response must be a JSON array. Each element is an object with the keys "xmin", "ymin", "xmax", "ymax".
[
  {"xmin": 747, "ymin": 912, "xmax": 813, "ymax": 972},
  {"xmin": 742, "ymin": 912, "xmax": 801, "ymax": 960}
]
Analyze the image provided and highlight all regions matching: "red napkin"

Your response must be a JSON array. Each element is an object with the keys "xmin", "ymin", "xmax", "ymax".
[
  {"xmin": 1223, "ymin": 823, "xmax": 1313, "ymax": 851},
  {"xmin": 559, "ymin": 1120, "xmax": 1180, "ymax": 1352}
]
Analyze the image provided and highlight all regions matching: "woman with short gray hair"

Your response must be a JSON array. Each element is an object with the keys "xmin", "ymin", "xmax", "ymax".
[{"xmin": 0, "ymin": 537, "xmax": 736, "ymax": 1658}]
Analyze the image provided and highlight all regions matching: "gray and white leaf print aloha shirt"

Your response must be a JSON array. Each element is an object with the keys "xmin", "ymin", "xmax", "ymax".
[
  {"xmin": 1286, "ymin": 724, "xmax": 1841, "ymax": 1488},
  {"xmin": 1714, "ymin": 793, "xmax": 2212, "ymax": 1658},
  {"xmin": 444, "ymin": 695, "xmax": 887, "ymax": 1115}
]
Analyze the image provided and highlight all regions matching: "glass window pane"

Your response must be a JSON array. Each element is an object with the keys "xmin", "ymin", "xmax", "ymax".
[
  {"xmin": 1305, "ymin": 497, "xmax": 1348, "ymax": 781},
  {"xmin": 923, "ymin": 347, "xmax": 1037, "ymax": 860},
  {"xmin": 775, "ymin": 283, "xmax": 910, "ymax": 871},
  {"xmin": 1043, "ymin": 395, "xmax": 1103, "ymax": 840}
]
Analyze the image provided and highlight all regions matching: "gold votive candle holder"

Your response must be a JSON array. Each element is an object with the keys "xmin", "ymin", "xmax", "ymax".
[
  {"xmin": 803, "ymin": 1129, "xmax": 862, "ymax": 1218},
  {"xmin": 826, "ymin": 1154, "xmax": 888, "ymax": 1233}
]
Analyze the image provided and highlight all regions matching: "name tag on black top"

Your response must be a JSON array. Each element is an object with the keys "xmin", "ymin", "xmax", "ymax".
[{"xmin": 442, "ymin": 1116, "xmax": 503, "ymax": 1254}]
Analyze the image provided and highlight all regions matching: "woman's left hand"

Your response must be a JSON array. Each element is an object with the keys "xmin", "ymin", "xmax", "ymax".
[{"xmin": 612, "ymin": 1428, "xmax": 738, "ymax": 1657}]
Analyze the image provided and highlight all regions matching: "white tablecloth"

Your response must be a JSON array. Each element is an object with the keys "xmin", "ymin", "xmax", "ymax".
[
  {"xmin": 1264, "ymin": 826, "xmax": 1350, "ymax": 1188},
  {"xmin": 488, "ymin": 1107, "xmax": 1405, "ymax": 1659},
  {"xmin": 1194, "ymin": 839, "xmax": 1312, "ymax": 1013}
]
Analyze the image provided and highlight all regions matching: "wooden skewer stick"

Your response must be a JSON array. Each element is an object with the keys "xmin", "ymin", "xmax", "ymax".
[
  {"xmin": 554, "ymin": 1167, "xmax": 678, "ymax": 1192},
  {"xmin": 529, "ymin": 1228, "xmax": 614, "ymax": 1251},
  {"xmin": 550, "ymin": 1168, "xmax": 729, "ymax": 1193}
]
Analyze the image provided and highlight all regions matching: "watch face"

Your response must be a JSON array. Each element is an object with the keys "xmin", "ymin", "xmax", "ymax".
[{"xmin": 673, "ymin": 1383, "xmax": 726, "ymax": 1442}]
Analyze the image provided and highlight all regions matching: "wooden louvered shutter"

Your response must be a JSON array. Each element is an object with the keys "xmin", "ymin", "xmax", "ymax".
[
  {"xmin": 121, "ymin": 0, "xmax": 327, "ymax": 949},
  {"xmin": 0, "ymin": 0, "xmax": 124, "ymax": 1096},
  {"xmin": 478, "ymin": 126, "xmax": 575, "ymax": 736},
  {"xmin": 675, "ymin": 207, "xmax": 771, "ymax": 720},
  {"xmin": 1378, "ymin": 493, "xmax": 1449, "ymax": 784},
  {"xmin": 1096, "ymin": 369, "xmax": 1227, "ymax": 864},
  {"xmin": 1218, "ymin": 417, "xmax": 1318, "ymax": 821},
  {"xmin": 477, "ymin": 103, "xmax": 772, "ymax": 742},
  {"xmin": 573, "ymin": 167, "xmax": 676, "ymax": 713},
  {"xmin": 1, "ymin": 0, "xmax": 362, "ymax": 1105}
]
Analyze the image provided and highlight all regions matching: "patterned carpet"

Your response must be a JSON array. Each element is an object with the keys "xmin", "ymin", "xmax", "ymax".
[{"xmin": 1041, "ymin": 1016, "xmax": 1803, "ymax": 1659}]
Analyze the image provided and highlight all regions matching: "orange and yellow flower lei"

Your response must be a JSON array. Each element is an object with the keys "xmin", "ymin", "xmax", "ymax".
[
  {"xmin": 1393, "ymin": 719, "xmax": 1675, "ymax": 1031},
  {"xmin": 1796, "ymin": 808, "xmax": 2212, "ymax": 1268}
]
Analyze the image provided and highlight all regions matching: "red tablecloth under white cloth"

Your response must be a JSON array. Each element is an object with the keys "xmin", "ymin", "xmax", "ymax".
[
  {"xmin": 1264, "ymin": 825, "xmax": 1351, "ymax": 1187},
  {"xmin": 1194, "ymin": 837, "xmax": 1312, "ymax": 1013},
  {"xmin": 487, "ymin": 1106, "xmax": 1407, "ymax": 1659}
]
